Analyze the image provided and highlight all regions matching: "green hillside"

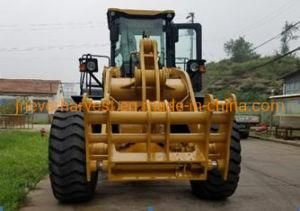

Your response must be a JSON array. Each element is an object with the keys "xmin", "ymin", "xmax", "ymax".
[{"xmin": 204, "ymin": 56, "xmax": 300, "ymax": 101}]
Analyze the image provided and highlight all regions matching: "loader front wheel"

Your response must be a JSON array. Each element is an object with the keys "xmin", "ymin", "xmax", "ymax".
[
  {"xmin": 190, "ymin": 124, "xmax": 241, "ymax": 200},
  {"xmin": 49, "ymin": 110, "xmax": 98, "ymax": 203}
]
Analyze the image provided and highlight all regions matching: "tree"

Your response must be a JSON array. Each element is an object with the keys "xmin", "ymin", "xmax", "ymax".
[
  {"xmin": 280, "ymin": 21, "xmax": 299, "ymax": 54},
  {"xmin": 224, "ymin": 37, "xmax": 259, "ymax": 62}
]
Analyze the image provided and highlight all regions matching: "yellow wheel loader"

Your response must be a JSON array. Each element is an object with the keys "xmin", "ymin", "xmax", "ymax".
[{"xmin": 49, "ymin": 8, "xmax": 241, "ymax": 202}]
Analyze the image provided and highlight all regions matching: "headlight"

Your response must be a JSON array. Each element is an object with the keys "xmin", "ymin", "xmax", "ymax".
[
  {"xmin": 190, "ymin": 62, "xmax": 199, "ymax": 72},
  {"xmin": 87, "ymin": 61, "xmax": 96, "ymax": 72}
]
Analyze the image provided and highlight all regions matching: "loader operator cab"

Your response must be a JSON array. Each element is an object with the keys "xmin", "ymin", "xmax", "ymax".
[
  {"xmin": 77, "ymin": 8, "xmax": 206, "ymax": 102},
  {"xmin": 108, "ymin": 10, "xmax": 168, "ymax": 76},
  {"xmin": 107, "ymin": 8, "xmax": 206, "ymax": 93},
  {"xmin": 113, "ymin": 18, "xmax": 166, "ymax": 75}
]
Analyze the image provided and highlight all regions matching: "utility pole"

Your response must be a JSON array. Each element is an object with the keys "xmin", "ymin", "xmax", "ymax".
[{"xmin": 186, "ymin": 12, "xmax": 194, "ymax": 59}]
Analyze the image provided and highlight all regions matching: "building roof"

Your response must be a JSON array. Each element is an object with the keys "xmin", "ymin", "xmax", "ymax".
[
  {"xmin": 0, "ymin": 78, "xmax": 61, "ymax": 96},
  {"xmin": 279, "ymin": 69, "xmax": 300, "ymax": 79},
  {"xmin": 269, "ymin": 93, "xmax": 300, "ymax": 99}
]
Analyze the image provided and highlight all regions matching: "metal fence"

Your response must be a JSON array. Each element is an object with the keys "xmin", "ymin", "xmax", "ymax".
[{"xmin": 0, "ymin": 114, "xmax": 33, "ymax": 129}]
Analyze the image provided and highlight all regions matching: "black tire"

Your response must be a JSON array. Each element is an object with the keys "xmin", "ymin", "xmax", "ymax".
[
  {"xmin": 49, "ymin": 110, "xmax": 98, "ymax": 203},
  {"xmin": 190, "ymin": 123, "xmax": 241, "ymax": 200}
]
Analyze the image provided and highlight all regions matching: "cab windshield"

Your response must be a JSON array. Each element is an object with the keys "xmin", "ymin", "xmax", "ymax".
[{"xmin": 115, "ymin": 17, "xmax": 166, "ymax": 73}]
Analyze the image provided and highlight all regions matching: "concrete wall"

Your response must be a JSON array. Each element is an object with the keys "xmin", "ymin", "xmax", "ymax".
[
  {"xmin": 271, "ymin": 96, "xmax": 300, "ymax": 128},
  {"xmin": 272, "ymin": 97, "xmax": 300, "ymax": 115},
  {"xmin": 62, "ymin": 82, "xmax": 80, "ymax": 100},
  {"xmin": 0, "ymin": 84, "xmax": 63, "ymax": 123},
  {"xmin": 283, "ymin": 73, "xmax": 300, "ymax": 94}
]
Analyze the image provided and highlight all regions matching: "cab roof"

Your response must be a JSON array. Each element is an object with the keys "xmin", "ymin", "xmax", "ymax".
[
  {"xmin": 108, "ymin": 8, "xmax": 175, "ymax": 16},
  {"xmin": 107, "ymin": 8, "xmax": 175, "ymax": 29}
]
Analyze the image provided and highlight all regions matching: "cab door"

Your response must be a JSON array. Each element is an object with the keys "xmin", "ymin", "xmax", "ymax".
[{"xmin": 173, "ymin": 23, "xmax": 205, "ymax": 93}]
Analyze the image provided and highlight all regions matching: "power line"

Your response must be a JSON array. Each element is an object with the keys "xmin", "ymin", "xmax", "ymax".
[
  {"xmin": 0, "ymin": 21, "xmax": 106, "ymax": 31},
  {"xmin": 250, "ymin": 21, "xmax": 300, "ymax": 52},
  {"xmin": 0, "ymin": 43, "xmax": 109, "ymax": 52},
  {"xmin": 237, "ymin": 0, "xmax": 297, "ymax": 37},
  {"xmin": 0, "ymin": 21, "xmax": 105, "ymax": 28},
  {"xmin": 246, "ymin": 46, "xmax": 300, "ymax": 71}
]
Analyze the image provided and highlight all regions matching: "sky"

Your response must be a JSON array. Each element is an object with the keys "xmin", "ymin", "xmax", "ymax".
[{"xmin": 0, "ymin": 0, "xmax": 299, "ymax": 82}]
